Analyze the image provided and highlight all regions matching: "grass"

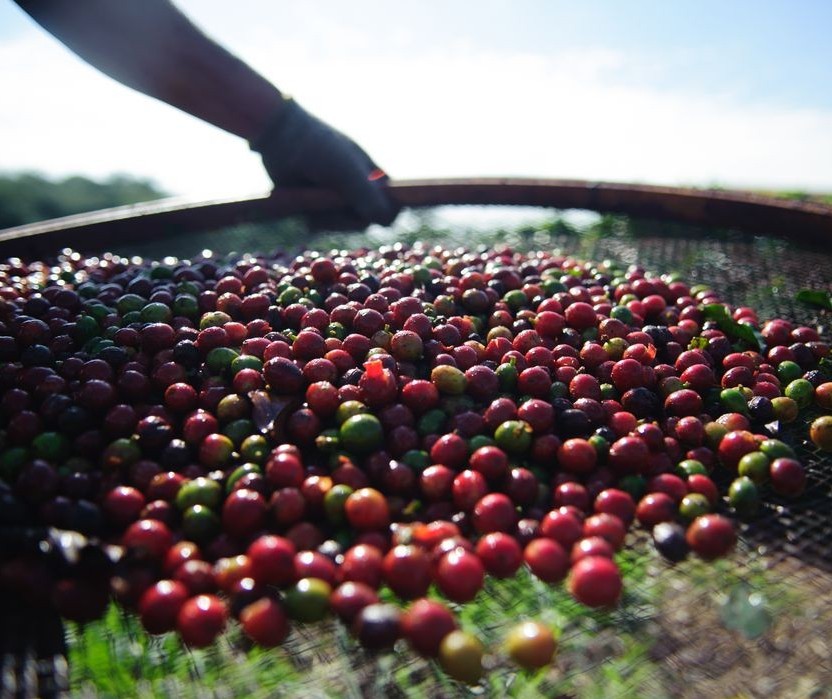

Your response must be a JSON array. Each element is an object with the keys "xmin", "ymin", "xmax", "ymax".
[
  {"xmin": 66, "ymin": 546, "xmax": 660, "ymax": 698},
  {"xmin": 66, "ymin": 535, "xmax": 818, "ymax": 698}
]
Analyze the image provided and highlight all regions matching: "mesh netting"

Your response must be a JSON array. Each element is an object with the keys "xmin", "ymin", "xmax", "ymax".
[{"xmin": 2, "ymin": 207, "xmax": 831, "ymax": 699}]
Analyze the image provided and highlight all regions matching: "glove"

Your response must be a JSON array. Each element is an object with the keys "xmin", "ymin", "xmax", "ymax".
[{"xmin": 250, "ymin": 98, "xmax": 400, "ymax": 226}]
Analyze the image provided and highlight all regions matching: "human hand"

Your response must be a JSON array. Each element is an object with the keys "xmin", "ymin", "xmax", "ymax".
[{"xmin": 250, "ymin": 99, "xmax": 400, "ymax": 226}]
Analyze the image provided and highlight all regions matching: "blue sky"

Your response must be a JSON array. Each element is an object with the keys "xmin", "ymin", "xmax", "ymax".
[
  {"xmin": 1, "ymin": 1, "xmax": 831, "ymax": 196},
  {"xmin": 250, "ymin": 1, "xmax": 832, "ymax": 109}
]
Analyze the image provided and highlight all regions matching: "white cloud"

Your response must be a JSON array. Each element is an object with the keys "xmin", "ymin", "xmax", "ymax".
[
  {"xmin": 1, "ymin": 14, "xmax": 831, "ymax": 201},
  {"xmin": 0, "ymin": 32, "xmax": 268, "ymax": 198}
]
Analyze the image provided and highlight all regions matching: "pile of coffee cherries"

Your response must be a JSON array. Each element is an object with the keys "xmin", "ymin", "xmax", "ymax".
[{"xmin": 1, "ymin": 243, "xmax": 829, "ymax": 683}]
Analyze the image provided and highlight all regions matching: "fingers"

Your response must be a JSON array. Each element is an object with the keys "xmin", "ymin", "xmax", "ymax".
[
  {"xmin": 352, "ymin": 178, "xmax": 401, "ymax": 226},
  {"xmin": 269, "ymin": 152, "xmax": 400, "ymax": 225},
  {"xmin": 253, "ymin": 100, "xmax": 401, "ymax": 225},
  {"xmin": 333, "ymin": 144, "xmax": 401, "ymax": 226}
]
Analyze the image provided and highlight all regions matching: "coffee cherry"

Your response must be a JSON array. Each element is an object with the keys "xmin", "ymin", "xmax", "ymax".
[
  {"xmin": 239, "ymin": 597, "xmax": 289, "ymax": 647},
  {"xmin": 139, "ymin": 580, "xmax": 189, "ymax": 634},
  {"xmin": 402, "ymin": 598, "xmax": 458, "ymax": 657},
  {"xmin": 1, "ymin": 241, "xmax": 822, "ymax": 679},
  {"xmin": 569, "ymin": 556, "xmax": 623, "ymax": 607},
  {"xmin": 439, "ymin": 630, "xmax": 484, "ymax": 684},
  {"xmin": 686, "ymin": 514, "xmax": 736, "ymax": 560},
  {"xmin": 504, "ymin": 621, "xmax": 557, "ymax": 669},
  {"xmin": 176, "ymin": 595, "xmax": 228, "ymax": 647},
  {"xmin": 434, "ymin": 549, "xmax": 485, "ymax": 603}
]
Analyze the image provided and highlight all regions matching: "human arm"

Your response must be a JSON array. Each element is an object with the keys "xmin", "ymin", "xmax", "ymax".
[{"xmin": 14, "ymin": 0, "xmax": 399, "ymax": 223}]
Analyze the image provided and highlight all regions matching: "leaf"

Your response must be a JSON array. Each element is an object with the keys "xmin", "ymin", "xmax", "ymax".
[
  {"xmin": 702, "ymin": 303, "xmax": 766, "ymax": 352},
  {"xmin": 706, "ymin": 314, "xmax": 759, "ymax": 352},
  {"xmin": 249, "ymin": 390, "xmax": 301, "ymax": 440},
  {"xmin": 688, "ymin": 336, "xmax": 709, "ymax": 350},
  {"xmin": 796, "ymin": 289, "xmax": 832, "ymax": 311},
  {"xmin": 719, "ymin": 583, "xmax": 772, "ymax": 639}
]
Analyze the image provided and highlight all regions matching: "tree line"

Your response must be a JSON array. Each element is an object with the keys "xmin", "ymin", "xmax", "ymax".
[{"xmin": 0, "ymin": 172, "xmax": 166, "ymax": 229}]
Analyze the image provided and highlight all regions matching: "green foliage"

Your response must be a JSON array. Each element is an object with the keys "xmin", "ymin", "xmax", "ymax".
[
  {"xmin": 0, "ymin": 172, "xmax": 165, "ymax": 228},
  {"xmin": 702, "ymin": 303, "xmax": 766, "ymax": 352},
  {"xmin": 796, "ymin": 289, "xmax": 832, "ymax": 311},
  {"xmin": 65, "ymin": 548, "xmax": 663, "ymax": 697},
  {"xmin": 775, "ymin": 190, "xmax": 832, "ymax": 206}
]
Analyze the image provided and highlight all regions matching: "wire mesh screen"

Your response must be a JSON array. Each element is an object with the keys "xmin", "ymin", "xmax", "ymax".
[{"xmin": 2, "ymin": 205, "xmax": 831, "ymax": 699}]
